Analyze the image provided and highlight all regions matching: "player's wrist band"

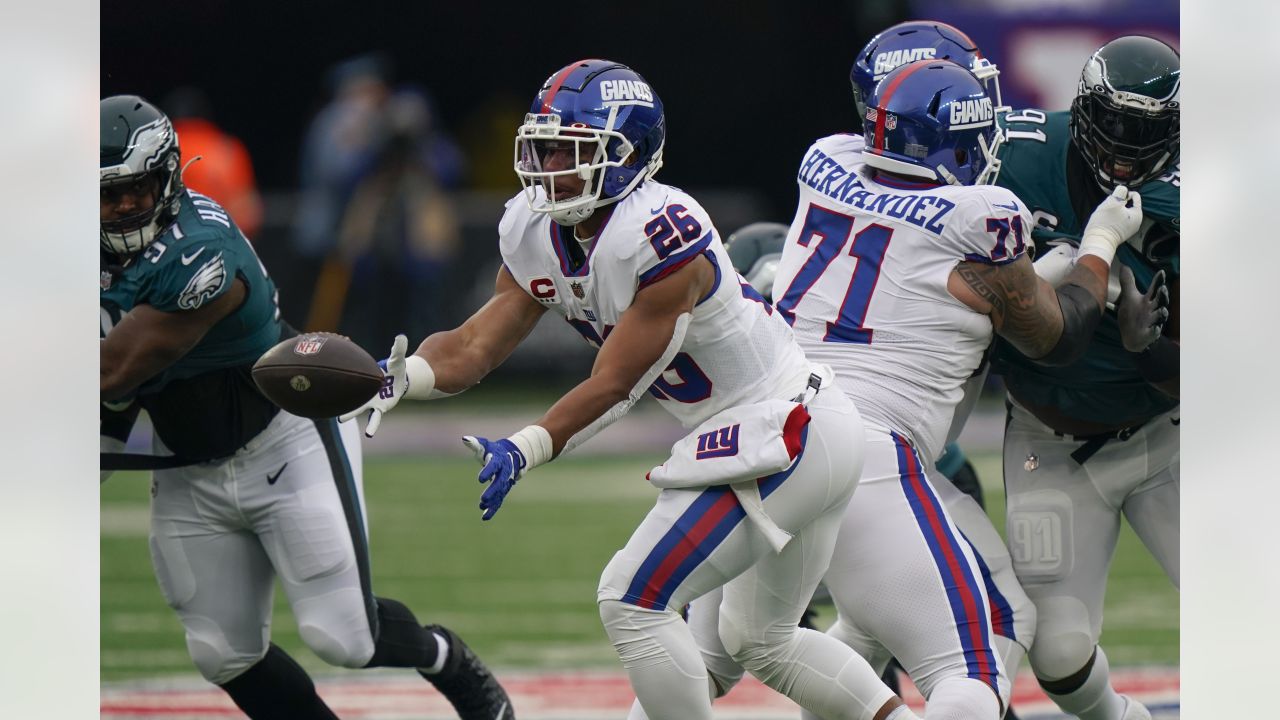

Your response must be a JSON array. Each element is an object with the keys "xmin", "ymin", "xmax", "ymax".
[
  {"xmin": 509, "ymin": 425, "xmax": 554, "ymax": 470},
  {"xmin": 1131, "ymin": 336, "xmax": 1179, "ymax": 384},
  {"xmin": 403, "ymin": 354, "xmax": 460, "ymax": 400},
  {"xmin": 1078, "ymin": 232, "xmax": 1119, "ymax": 266}
]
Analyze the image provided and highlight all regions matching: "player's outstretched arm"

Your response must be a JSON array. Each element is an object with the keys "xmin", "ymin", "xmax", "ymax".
[
  {"xmin": 417, "ymin": 266, "xmax": 547, "ymax": 393},
  {"xmin": 461, "ymin": 256, "xmax": 713, "ymax": 521},
  {"xmin": 100, "ymin": 278, "xmax": 247, "ymax": 401},
  {"xmin": 536, "ymin": 256, "xmax": 714, "ymax": 455},
  {"xmin": 342, "ymin": 266, "xmax": 546, "ymax": 437}
]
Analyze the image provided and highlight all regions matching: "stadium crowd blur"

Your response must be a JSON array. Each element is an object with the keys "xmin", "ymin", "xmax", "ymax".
[{"xmin": 103, "ymin": 0, "xmax": 1176, "ymax": 382}]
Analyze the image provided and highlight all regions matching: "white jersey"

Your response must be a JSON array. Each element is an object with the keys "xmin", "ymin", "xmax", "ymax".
[
  {"xmin": 774, "ymin": 134, "xmax": 1033, "ymax": 461},
  {"xmin": 500, "ymin": 181, "xmax": 812, "ymax": 429}
]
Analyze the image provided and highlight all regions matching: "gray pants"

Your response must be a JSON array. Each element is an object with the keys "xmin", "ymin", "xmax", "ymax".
[{"xmin": 148, "ymin": 411, "xmax": 375, "ymax": 684}]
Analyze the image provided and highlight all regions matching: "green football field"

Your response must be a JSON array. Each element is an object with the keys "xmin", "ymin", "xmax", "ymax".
[{"xmin": 101, "ymin": 451, "xmax": 1178, "ymax": 682}]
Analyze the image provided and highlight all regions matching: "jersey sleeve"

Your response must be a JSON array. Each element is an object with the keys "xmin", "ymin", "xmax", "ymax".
[
  {"xmin": 946, "ymin": 187, "xmax": 1034, "ymax": 266},
  {"xmin": 137, "ymin": 232, "xmax": 248, "ymax": 313},
  {"xmin": 633, "ymin": 193, "xmax": 717, "ymax": 292}
]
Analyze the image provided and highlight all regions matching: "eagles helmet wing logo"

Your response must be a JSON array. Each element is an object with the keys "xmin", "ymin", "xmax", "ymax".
[
  {"xmin": 177, "ymin": 252, "xmax": 227, "ymax": 310},
  {"xmin": 571, "ymin": 281, "xmax": 586, "ymax": 299}
]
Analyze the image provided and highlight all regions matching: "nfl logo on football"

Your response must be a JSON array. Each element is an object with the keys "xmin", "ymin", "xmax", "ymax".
[{"xmin": 293, "ymin": 336, "xmax": 327, "ymax": 356}]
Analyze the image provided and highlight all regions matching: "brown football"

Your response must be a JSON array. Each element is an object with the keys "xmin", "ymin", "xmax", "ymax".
[{"xmin": 251, "ymin": 332, "xmax": 384, "ymax": 419}]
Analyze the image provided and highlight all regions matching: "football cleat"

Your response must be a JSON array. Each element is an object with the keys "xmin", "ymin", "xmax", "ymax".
[{"xmin": 421, "ymin": 625, "xmax": 516, "ymax": 720}]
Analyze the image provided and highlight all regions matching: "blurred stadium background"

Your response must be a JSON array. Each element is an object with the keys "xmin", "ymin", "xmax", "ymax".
[{"xmin": 101, "ymin": 0, "xmax": 1179, "ymax": 716}]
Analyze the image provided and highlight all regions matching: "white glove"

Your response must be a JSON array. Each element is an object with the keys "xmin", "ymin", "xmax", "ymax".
[
  {"xmin": 1079, "ymin": 185, "xmax": 1143, "ymax": 265},
  {"xmin": 340, "ymin": 334, "xmax": 408, "ymax": 438}
]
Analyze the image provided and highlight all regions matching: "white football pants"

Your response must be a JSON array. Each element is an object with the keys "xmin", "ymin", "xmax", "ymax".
[
  {"xmin": 148, "ymin": 410, "xmax": 376, "ymax": 684},
  {"xmin": 598, "ymin": 389, "xmax": 900, "ymax": 720},
  {"xmin": 1002, "ymin": 399, "xmax": 1179, "ymax": 682}
]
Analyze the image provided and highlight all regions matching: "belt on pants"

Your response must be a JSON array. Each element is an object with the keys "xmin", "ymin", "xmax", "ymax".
[
  {"xmin": 1058, "ymin": 419, "xmax": 1150, "ymax": 465},
  {"xmin": 792, "ymin": 373, "xmax": 823, "ymax": 404}
]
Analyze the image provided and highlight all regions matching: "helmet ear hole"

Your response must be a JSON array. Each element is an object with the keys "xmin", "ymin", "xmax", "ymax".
[{"xmin": 954, "ymin": 147, "xmax": 968, "ymax": 165}]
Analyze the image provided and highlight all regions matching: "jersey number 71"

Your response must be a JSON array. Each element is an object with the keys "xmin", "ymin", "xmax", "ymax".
[{"xmin": 775, "ymin": 204, "xmax": 892, "ymax": 344}]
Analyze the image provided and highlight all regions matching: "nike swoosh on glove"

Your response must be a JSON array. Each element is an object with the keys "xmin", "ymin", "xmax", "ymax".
[{"xmin": 462, "ymin": 436, "xmax": 527, "ymax": 521}]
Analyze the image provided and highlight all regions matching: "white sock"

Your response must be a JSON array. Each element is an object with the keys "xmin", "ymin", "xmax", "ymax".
[{"xmin": 416, "ymin": 631, "xmax": 450, "ymax": 675}]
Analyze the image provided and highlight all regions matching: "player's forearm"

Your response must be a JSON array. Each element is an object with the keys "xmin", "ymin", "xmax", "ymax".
[
  {"xmin": 100, "ymin": 340, "xmax": 181, "ymax": 401},
  {"xmin": 415, "ymin": 329, "xmax": 495, "ymax": 394},
  {"xmin": 534, "ymin": 373, "xmax": 634, "ymax": 456}
]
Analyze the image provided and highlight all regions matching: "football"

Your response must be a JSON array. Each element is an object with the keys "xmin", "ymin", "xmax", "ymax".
[{"xmin": 251, "ymin": 332, "xmax": 384, "ymax": 419}]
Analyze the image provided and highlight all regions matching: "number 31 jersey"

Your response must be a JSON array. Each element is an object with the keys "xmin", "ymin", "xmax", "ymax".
[
  {"xmin": 500, "ymin": 181, "xmax": 812, "ymax": 429},
  {"xmin": 774, "ymin": 134, "xmax": 1032, "ymax": 461}
]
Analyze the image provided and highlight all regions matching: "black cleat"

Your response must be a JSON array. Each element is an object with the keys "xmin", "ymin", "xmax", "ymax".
[{"xmin": 421, "ymin": 625, "xmax": 515, "ymax": 720}]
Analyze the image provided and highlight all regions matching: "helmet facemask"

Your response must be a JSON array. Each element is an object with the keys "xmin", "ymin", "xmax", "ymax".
[
  {"xmin": 100, "ymin": 151, "xmax": 182, "ymax": 255},
  {"xmin": 1071, "ymin": 91, "xmax": 1178, "ymax": 190},
  {"xmin": 514, "ymin": 109, "xmax": 659, "ymax": 226}
]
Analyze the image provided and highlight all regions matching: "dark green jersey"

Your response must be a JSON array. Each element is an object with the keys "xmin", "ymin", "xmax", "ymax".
[
  {"xmin": 992, "ymin": 110, "xmax": 1179, "ymax": 425},
  {"xmin": 100, "ymin": 190, "xmax": 286, "ymax": 460}
]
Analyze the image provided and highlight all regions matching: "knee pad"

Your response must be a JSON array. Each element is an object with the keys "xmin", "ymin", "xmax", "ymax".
[
  {"xmin": 299, "ymin": 621, "xmax": 374, "ymax": 669},
  {"xmin": 599, "ymin": 599, "xmax": 683, "ymax": 666},
  {"xmin": 295, "ymin": 590, "xmax": 375, "ymax": 669},
  {"xmin": 1028, "ymin": 597, "xmax": 1095, "ymax": 680},
  {"xmin": 183, "ymin": 616, "xmax": 267, "ymax": 685}
]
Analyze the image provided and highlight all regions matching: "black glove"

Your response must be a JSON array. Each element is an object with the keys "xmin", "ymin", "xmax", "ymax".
[{"xmin": 1116, "ymin": 266, "xmax": 1170, "ymax": 352}]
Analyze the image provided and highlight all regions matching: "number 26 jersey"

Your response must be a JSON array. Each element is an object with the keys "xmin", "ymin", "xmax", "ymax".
[{"xmin": 500, "ymin": 181, "xmax": 812, "ymax": 429}]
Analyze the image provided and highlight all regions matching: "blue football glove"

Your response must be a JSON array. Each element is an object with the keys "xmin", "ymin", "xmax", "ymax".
[{"xmin": 462, "ymin": 435, "xmax": 528, "ymax": 521}]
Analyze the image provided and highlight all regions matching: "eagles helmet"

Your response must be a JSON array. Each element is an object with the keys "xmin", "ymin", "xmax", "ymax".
[
  {"xmin": 724, "ymin": 222, "xmax": 788, "ymax": 303},
  {"xmin": 515, "ymin": 59, "xmax": 666, "ymax": 225},
  {"xmin": 862, "ymin": 60, "xmax": 1003, "ymax": 186},
  {"xmin": 100, "ymin": 95, "xmax": 184, "ymax": 255},
  {"xmin": 1070, "ymin": 35, "xmax": 1180, "ymax": 190},
  {"xmin": 851, "ymin": 21, "xmax": 1004, "ymax": 124}
]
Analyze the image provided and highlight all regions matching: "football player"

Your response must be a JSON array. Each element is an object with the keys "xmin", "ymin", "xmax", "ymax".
[
  {"xmin": 99, "ymin": 95, "xmax": 514, "ymax": 720},
  {"xmin": 991, "ymin": 36, "xmax": 1180, "ymax": 720},
  {"xmin": 342, "ymin": 59, "xmax": 919, "ymax": 720},
  {"xmin": 721, "ymin": 219, "xmax": 1001, "ymax": 708},
  {"xmin": 746, "ymin": 54, "xmax": 1141, "ymax": 719}
]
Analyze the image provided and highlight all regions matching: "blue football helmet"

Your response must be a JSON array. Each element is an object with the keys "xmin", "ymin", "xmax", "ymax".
[
  {"xmin": 515, "ymin": 59, "xmax": 666, "ymax": 225},
  {"xmin": 850, "ymin": 20, "xmax": 1004, "ymax": 124},
  {"xmin": 862, "ymin": 59, "xmax": 1003, "ymax": 186}
]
